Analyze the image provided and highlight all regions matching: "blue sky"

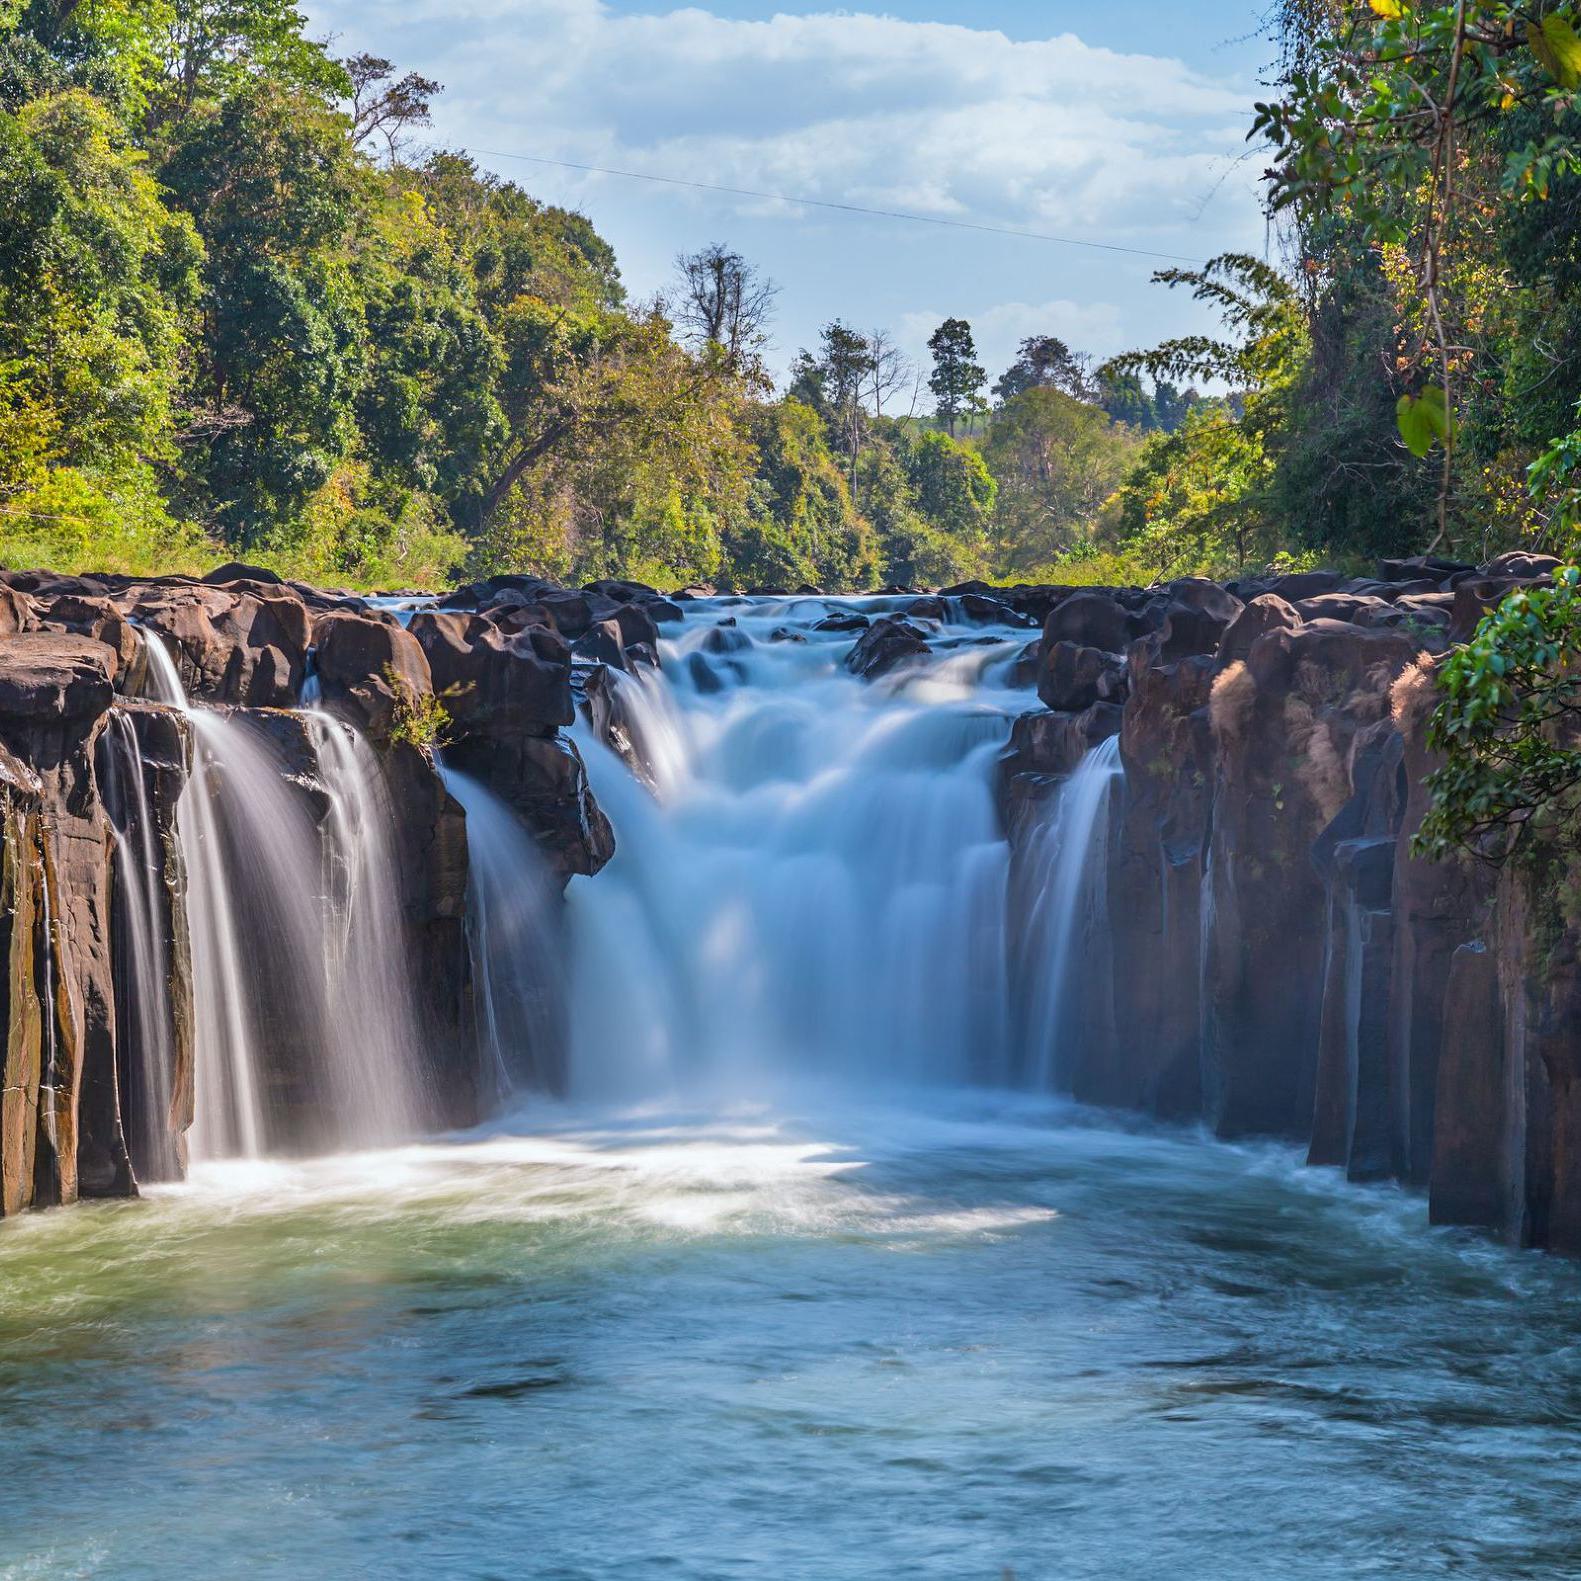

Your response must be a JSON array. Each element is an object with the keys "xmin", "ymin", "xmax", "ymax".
[{"xmin": 304, "ymin": 1, "xmax": 1274, "ymax": 388}]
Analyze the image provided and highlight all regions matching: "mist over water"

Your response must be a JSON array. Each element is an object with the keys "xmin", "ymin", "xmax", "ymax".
[
  {"xmin": 4, "ymin": 600, "xmax": 1581, "ymax": 1579},
  {"xmin": 566, "ymin": 598, "xmax": 1026, "ymax": 1100}
]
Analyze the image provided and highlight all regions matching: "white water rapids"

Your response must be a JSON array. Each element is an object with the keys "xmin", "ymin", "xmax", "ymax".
[{"xmin": 564, "ymin": 597, "xmax": 1034, "ymax": 1100}]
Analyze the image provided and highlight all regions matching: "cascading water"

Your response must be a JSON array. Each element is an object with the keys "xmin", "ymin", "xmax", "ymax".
[
  {"xmin": 565, "ymin": 598, "xmax": 1030, "ymax": 1101},
  {"xmin": 307, "ymin": 713, "xmax": 427, "ymax": 1138},
  {"xmin": 101, "ymin": 712, "xmax": 182, "ymax": 1180},
  {"xmin": 140, "ymin": 635, "xmax": 427, "ymax": 1157},
  {"xmin": 1011, "ymin": 734, "xmax": 1124, "ymax": 1090},
  {"xmin": 438, "ymin": 765, "xmax": 564, "ymax": 1095},
  {"xmin": 142, "ymin": 637, "xmax": 268, "ymax": 1157}
]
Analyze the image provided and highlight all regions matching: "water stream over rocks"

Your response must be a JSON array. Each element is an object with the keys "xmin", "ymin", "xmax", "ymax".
[
  {"xmin": 566, "ymin": 597, "xmax": 1027, "ymax": 1099},
  {"xmin": 2, "ymin": 583, "xmax": 1581, "ymax": 1578}
]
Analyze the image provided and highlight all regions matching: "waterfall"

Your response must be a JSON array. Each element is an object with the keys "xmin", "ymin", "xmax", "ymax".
[
  {"xmin": 1012, "ymin": 735, "xmax": 1124, "ymax": 1090},
  {"xmin": 140, "ymin": 635, "xmax": 427, "ymax": 1158},
  {"xmin": 102, "ymin": 713, "xmax": 181, "ymax": 1180},
  {"xmin": 142, "ymin": 636, "xmax": 268, "ymax": 1156},
  {"xmin": 307, "ymin": 714, "xmax": 427, "ymax": 1139},
  {"xmin": 564, "ymin": 599, "xmax": 1027, "ymax": 1101},
  {"xmin": 439, "ymin": 766, "xmax": 564, "ymax": 1095}
]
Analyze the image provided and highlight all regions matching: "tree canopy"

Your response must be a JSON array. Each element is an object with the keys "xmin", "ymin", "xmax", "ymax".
[{"xmin": 11, "ymin": 0, "xmax": 1581, "ymax": 597}]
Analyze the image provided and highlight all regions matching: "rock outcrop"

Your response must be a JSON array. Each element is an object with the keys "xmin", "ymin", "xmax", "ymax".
[
  {"xmin": 1001, "ymin": 559, "xmax": 1581, "ymax": 1254},
  {"xmin": 0, "ymin": 567, "xmax": 618, "ymax": 1215},
  {"xmin": 0, "ymin": 634, "xmax": 129, "ymax": 1211}
]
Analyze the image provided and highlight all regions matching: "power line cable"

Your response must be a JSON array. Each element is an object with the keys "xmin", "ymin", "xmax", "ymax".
[{"xmin": 466, "ymin": 148, "xmax": 1209, "ymax": 266}]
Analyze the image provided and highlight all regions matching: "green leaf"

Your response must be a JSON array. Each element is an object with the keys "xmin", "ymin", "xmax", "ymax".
[
  {"xmin": 1531, "ymin": 16, "xmax": 1581, "ymax": 90},
  {"xmin": 1397, "ymin": 387, "xmax": 1450, "ymax": 457},
  {"xmin": 1418, "ymin": 383, "xmax": 1451, "ymax": 444}
]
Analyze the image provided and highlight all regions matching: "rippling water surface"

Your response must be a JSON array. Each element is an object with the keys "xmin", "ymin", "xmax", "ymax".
[
  {"xmin": 3, "ymin": 1090, "xmax": 1581, "ymax": 1580},
  {"xmin": 9, "ymin": 597, "xmax": 1581, "ymax": 1577}
]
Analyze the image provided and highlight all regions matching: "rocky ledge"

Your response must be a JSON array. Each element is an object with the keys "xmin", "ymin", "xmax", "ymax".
[
  {"xmin": 996, "ymin": 551, "xmax": 1581, "ymax": 1254},
  {"xmin": 0, "ymin": 564, "xmax": 689, "ymax": 1213}
]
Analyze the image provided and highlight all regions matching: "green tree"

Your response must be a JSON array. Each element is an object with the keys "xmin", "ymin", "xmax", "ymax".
[
  {"xmin": 0, "ymin": 88, "xmax": 204, "ymax": 567},
  {"xmin": 789, "ymin": 320, "xmax": 875, "ymax": 486},
  {"xmin": 1256, "ymin": 0, "xmax": 1581, "ymax": 543},
  {"xmin": 160, "ymin": 78, "xmax": 365, "ymax": 544},
  {"xmin": 146, "ymin": 0, "xmax": 350, "ymax": 124},
  {"xmin": 1416, "ymin": 566, "xmax": 1581, "ymax": 863},
  {"xmin": 993, "ymin": 334, "xmax": 1092, "ymax": 405},
  {"xmin": 472, "ymin": 301, "xmax": 750, "ymax": 582},
  {"xmin": 905, "ymin": 429, "xmax": 995, "ymax": 553},
  {"xmin": 928, "ymin": 316, "xmax": 985, "ymax": 437},
  {"xmin": 1105, "ymin": 403, "xmax": 1275, "ymax": 577},
  {"xmin": 732, "ymin": 397, "xmax": 876, "ymax": 588},
  {"xmin": 1096, "ymin": 369, "xmax": 1155, "ymax": 430},
  {"xmin": 982, "ymin": 387, "xmax": 1137, "ymax": 573},
  {"xmin": 354, "ymin": 181, "xmax": 503, "ymax": 505}
]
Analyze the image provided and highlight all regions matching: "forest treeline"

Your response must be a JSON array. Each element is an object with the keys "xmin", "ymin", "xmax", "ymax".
[{"xmin": 3, "ymin": 1, "xmax": 1581, "ymax": 591}]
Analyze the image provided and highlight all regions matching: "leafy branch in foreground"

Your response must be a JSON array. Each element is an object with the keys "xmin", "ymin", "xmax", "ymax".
[
  {"xmin": 1415, "ymin": 565, "xmax": 1581, "ymax": 860},
  {"xmin": 1528, "ymin": 397, "xmax": 1581, "ymax": 549},
  {"xmin": 1254, "ymin": 1, "xmax": 1581, "ymax": 542}
]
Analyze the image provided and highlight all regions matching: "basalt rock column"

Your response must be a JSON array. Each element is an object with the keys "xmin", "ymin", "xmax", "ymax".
[
  {"xmin": 1200, "ymin": 621, "xmax": 1419, "ymax": 1138},
  {"xmin": 0, "ymin": 633, "xmax": 127, "ymax": 1209}
]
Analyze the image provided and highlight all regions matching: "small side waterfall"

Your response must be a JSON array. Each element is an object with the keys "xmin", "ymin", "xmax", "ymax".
[
  {"xmin": 439, "ymin": 766, "xmax": 564, "ymax": 1095},
  {"xmin": 140, "ymin": 635, "xmax": 429, "ymax": 1158},
  {"xmin": 143, "ymin": 637, "xmax": 268, "ymax": 1157},
  {"xmin": 102, "ymin": 713, "xmax": 182, "ymax": 1180},
  {"xmin": 308, "ymin": 714, "xmax": 427, "ymax": 1139},
  {"xmin": 1013, "ymin": 735, "xmax": 1124, "ymax": 1090}
]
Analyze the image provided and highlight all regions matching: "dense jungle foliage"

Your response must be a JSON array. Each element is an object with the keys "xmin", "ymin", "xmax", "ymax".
[
  {"xmin": 3, "ymin": 0, "xmax": 1581, "ymax": 593},
  {"xmin": 1252, "ymin": 0, "xmax": 1581, "ymax": 862}
]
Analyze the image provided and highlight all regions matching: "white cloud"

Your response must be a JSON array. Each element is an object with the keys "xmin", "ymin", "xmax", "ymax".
[{"xmin": 311, "ymin": 0, "xmax": 1258, "ymax": 247}]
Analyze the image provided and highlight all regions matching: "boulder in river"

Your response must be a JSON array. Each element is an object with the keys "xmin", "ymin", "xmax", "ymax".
[{"xmin": 846, "ymin": 616, "xmax": 930, "ymax": 679}]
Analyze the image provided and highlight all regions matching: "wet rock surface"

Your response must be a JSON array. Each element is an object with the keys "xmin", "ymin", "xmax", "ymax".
[
  {"xmin": 0, "ymin": 568, "xmax": 621, "ymax": 1212},
  {"xmin": 998, "ymin": 556, "xmax": 1581, "ymax": 1254},
  {"xmin": 846, "ymin": 615, "xmax": 931, "ymax": 679}
]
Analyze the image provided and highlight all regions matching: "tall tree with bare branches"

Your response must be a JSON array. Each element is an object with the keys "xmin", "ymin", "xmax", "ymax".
[
  {"xmin": 345, "ymin": 53, "xmax": 441, "ymax": 164},
  {"xmin": 672, "ymin": 244, "xmax": 777, "ymax": 377}
]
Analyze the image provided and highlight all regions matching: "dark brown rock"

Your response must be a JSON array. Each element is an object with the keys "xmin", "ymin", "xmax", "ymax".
[
  {"xmin": 410, "ymin": 611, "xmax": 573, "ymax": 737},
  {"xmin": 312, "ymin": 612, "xmax": 433, "ymax": 741},
  {"xmin": 1428, "ymin": 943, "xmax": 1509, "ymax": 1230},
  {"xmin": 1043, "ymin": 591, "xmax": 1146, "ymax": 654},
  {"xmin": 814, "ymin": 611, "xmax": 870, "ymax": 634},
  {"xmin": 1036, "ymin": 641, "xmax": 1127, "ymax": 712},
  {"xmin": 202, "ymin": 561, "xmax": 283, "ymax": 586},
  {"xmin": 847, "ymin": 616, "xmax": 930, "ymax": 679},
  {"xmin": 0, "ymin": 634, "xmax": 128, "ymax": 1210},
  {"xmin": 125, "ymin": 584, "xmax": 309, "ymax": 706},
  {"xmin": 0, "ymin": 634, "xmax": 117, "ymax": 721},
  {"xmin": 1479, "ymin": 551, "xmax": 1560, "ymax": 581}
]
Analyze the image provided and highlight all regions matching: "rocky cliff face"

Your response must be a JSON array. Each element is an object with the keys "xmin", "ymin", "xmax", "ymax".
[
  {"xmin": 999, "ymin": 552, "xmax": 1581, "ymax": 1253},
  {"xmin": 0, "ymin": 632, "xmax": 146, "ymax": 1211},
  {"xmin": 0, "ymin": 565, "xmax": 632, "ymax": 1212},
  {"xmin": 6, "ymin": 553, "xmax": 1577, "ymax": 1254}
]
